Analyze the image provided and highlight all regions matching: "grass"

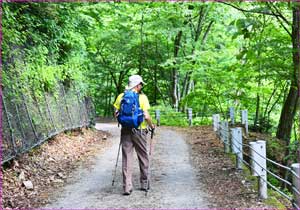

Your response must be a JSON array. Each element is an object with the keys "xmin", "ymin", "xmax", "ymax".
[
  {"xmin": 264, "ymin": 190, "xmax": 290, "ymax": 209},
  {"xmin": 225, "ymin": 153, "xmax": 290, "ymax": 208},
  {"xmin": 149, "ymin": 106, "xmax": 213, "ymax": 127}
]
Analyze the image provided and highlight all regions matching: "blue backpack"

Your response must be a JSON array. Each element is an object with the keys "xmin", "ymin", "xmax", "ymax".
[{"xmin": 118, "ymin": 91, "xmax": 144, "ymax": 128}]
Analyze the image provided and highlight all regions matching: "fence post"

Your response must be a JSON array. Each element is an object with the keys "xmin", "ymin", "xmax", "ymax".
[
  {"xmin": 83, "ymin": 96, "xmax": 91, "ymax": 126},
  {"xmin": 212, "ymin": 114, "xmax": 220, "ymax": 132},
  {"xmin": 61, "ymin": 85, "xmax": 73, "ymax": 128},
  {"xmin": 223, "ymin": 121, "xmax": 230, "ymax": 153},
  {"xmin": 241, "ymin": 110, "xmax": 249, "ymax": 136},
  {"xmin": 44, "ymin": 94, "xmax": 57, "ymax": 133},
  {"xmin": 212, "ymin": 115, "xmax": 216, "ymax": 131},
  {"xmin": 291, "ymin": 163, "xmax": 300, "ymax": 208},
  {"xmin": 14, "ymin": 103, "xmax": 26, "ymax": 141},
  {"xmin": 250, "ymin": 140, "xmax": 267, "ymax": 199},
  {"xmin": 155, "ymin": 110, "xmax": 160, "ymax": 126},
  {"xmin": 32, "ymin": 93, "xmax": 50, "ymax": 136},
  {"xmin": 220, "ymin": 121, "xmax": 228, "ymax": 152},
  {"xmin": 258, "ymin": 140, "xmax": 267, "ymax": 199},
  {"xmin": 75, "ymin": 91, "xmax": 83, "ymax": 126},
  {"xmin": 216, "ymin": 114, "xmax": 220, "ymax": 133},
  {"xmin": 10, "ymin": 87, "xmax": 27, "ymax": 142},
  {"xmin": 2, "ymin": 96, "xmax": 18, "ymax": 154},
  {"xmin": 250, "ymin": 141, "xmax": 260, "ymax": 176},
  {"xmin": 187, "ymin": 108, "xmax": 192, "ymax": 126},
  {"xmin": 21, "ymin": 93, "xmax": 39, "ymax": 142},
  {"xmin": 230, "ymin": 128, "xmax": 235, "ymax": 152},
  {"xmin": 220, "ymin": 121, "xmax": 225, "ymax": 143},
  {"xmin": 229, "ymin": 107, "xmax": 235, "ymax": 125},
  {"xmin": 230, "ymin": 127, "xmax": 243, "ymax": 170}
]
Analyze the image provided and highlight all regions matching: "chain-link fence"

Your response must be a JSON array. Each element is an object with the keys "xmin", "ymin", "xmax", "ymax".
[{"xmin": 2, "ymin": 83, "xmax": 95, "ymax": 164}]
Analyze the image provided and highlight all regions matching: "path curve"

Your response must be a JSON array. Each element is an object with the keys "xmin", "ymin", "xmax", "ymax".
[{"xmin": 45, "ymin": 123, "xmax": 210, "ymax": 208}]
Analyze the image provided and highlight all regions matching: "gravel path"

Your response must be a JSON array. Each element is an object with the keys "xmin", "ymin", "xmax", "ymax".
[{"xmin": 45, "ymin": 123, "xmax": 210, "ymax": 208}]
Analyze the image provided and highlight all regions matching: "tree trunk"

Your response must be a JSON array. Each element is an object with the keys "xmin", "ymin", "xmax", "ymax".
[
  {"xmin": 298, "ymin": 103, "xmax": 300, "ymax": 163},
  {"xmin": 172, "ymin": 70, "xmax": 179, "ymax": 110},
  {"xmin": 187, "ymin": 76, "xmax": 194, "ymax": 95},
  {"xmin": 154, "ymin": 67, "xmax": 157, "ymax": 105},
  {"xmin": 181, "ymin": 73, "xmax": 189, "ymax": 98},
  {"xmin": 108, "ymin": 77, "xmax": 112, "ymax": 116},
  {"xmin": 154, "ymin": 39, "xmax": 158, "ymax": 105},
  {"xmin": 254, "ymin": 53, "xmax": 262, "ymax": 131},
  {"xmin": 182, "ymin": 18, "xmax": 213, "ymax": 100},
  {"xmin": 298, "ymin": 99, "xmax": 300, "ymax": 163},
  {"xmin": 182, "ymin": 71, "xmax": 192, "ymax": 98},
  {"xmin": 254, "ymin": 93, "xmax": 260, "ymax": 131},
  {"xmin": 276, "ymin": 84, "xmax": 299, "ymax": 140},
  {"xmin": 104, "ymin": 75, "xmax": 108, "ymax": 116},
  {"xmin": 139, "ymin": 12, "xmax": 144, "ymax": 76},
  {"xmin": 276, "ymin": 4, "xmax": 300, "ymax": 141},
  {"xmin": 171, "ymin": 30, "xmax": 182, "ymax": 110},
  {"xmin": 297, "ymin": 5, "xmax": 300, "ymax": 166}
]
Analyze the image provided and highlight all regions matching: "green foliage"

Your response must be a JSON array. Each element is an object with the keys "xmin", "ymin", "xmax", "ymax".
[
  {"xmin": 150, "ymin": 106, "xmax": 189, "ymax": 127},
  {"xmin": 193, "ymin": 117, "xmax": 212, "ymax": 126},
  {"xmin": 3, "ymin": 2, "xmax": 299, "ymax": 205},
  {"xmin": 266, "ymin": 137, "xmax": 286, "ymax": 161},
  {"xmin": 2, "ymin": 3, "xmax": 89, "ymax": 100},
  {"xmin": 3, "ymin": 1, "xmax": 299, "ymax": 146},
  {"xmin": 265, "ymin": 190, "xmax": 291, "ymax": 209}
]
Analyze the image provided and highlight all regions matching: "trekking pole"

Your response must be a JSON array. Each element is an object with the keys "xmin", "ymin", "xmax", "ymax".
[
  {"xmin": 145, "ymin": 127, "xmax": 155, "ymax": 196},
  {"xmin": 151, "ymin": 127, "xmax": 155, "ymax": 139},
  {"xmin": 112, "ymin": 139, "xmax": 122, "ymax": 186}
]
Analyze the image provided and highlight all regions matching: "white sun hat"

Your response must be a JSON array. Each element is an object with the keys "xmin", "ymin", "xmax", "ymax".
[{"xmin": 125, "ymin": 75, "xmax": 146, "ymax": 90}]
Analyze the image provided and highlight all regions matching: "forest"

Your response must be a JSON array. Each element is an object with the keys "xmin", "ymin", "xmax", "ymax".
[{"xmin": 2, "ymin": 0, "xmax": 300, "ymax": 195}]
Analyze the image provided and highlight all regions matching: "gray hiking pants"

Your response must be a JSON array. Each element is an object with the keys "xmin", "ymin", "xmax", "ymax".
[{"xmin": 121, "ymin": 127, "xmax": 149, "ymax": 192}]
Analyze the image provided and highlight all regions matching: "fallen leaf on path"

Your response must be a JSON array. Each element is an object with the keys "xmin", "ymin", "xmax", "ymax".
[{"xmin": 23, "ymin": 181, "xmax": 33, "ymax": 190}]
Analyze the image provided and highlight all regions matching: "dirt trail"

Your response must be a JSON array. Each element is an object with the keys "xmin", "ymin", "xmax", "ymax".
[{"xmin": 45, "ymin": 123, "xmax": 210, "ymax": 208}]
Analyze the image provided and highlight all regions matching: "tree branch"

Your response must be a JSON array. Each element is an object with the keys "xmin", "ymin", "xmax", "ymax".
[
  {"xmin": 220, "ymin": 1, "xmax": 292, "ymax": 37},
  {"xmin": 266, "ymin": 2, "xmax": 292, "ymax": 37},
  {"xmin": 201, "ymin": 20, "xmax": 214, "ymax": 45},
  {"xmin": 220, "ymin": 1, "xmax": 277, "ymax": 16},
  {"xmin": 188, "ymin": 17, "xmax": 196, "ymax": 41},
  {"xmin": 108, "ymin": 71, "xmax": 118, "ymax": 90},
  {"xmin": 195, "ymin": 7, "xmax": 205, "ymax": 43},
  {"xmin": 266, "ymin": 2, "xmax": 291, "ymax": 25}
]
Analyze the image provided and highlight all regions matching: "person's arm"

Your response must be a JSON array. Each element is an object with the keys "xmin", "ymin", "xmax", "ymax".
[
  {"xmin": 140, "ymin": 94, "xmax": 155, "ymax": 129},
  {"xmin": 113, "ymin": 94, "xmax": 123, "ymax": 118},
  {"xmin": 144, "ymin": 110, "xmax": 155, "ymax": 129},
  {"xmin": 114, "ymin": 108, "xmax": 119, "ymax": 118}
]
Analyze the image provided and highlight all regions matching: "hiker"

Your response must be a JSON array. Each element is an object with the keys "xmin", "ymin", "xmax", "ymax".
[{"xmin": 113, "ymin": 74, "xmax": 155, "ymax": 196}]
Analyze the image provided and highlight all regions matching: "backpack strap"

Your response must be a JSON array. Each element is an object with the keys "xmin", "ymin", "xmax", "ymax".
[{"xmin": 136, "ymin": 93, "xmax": 140, "ymax": 108}]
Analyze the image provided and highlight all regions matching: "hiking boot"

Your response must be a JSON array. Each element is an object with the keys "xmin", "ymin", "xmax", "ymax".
[
  {"xmin": 123, "ymin": 189, "xmax": 132, "ymax": 196},
  {"xmin": 140, "ymin": 182, "xmax": 150, "ymax": 191}
]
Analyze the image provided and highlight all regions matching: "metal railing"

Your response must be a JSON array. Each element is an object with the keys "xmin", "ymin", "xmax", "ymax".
[
  {"xmin": 213, "ymin": 109, "xmax": 300, "ymax": 208},
  {"xmin": 2, "ymin": 83, "xmax": 95, "ymax": 165}
]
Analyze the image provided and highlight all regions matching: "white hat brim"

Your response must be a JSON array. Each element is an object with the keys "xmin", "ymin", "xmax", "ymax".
[{"xmin": 125, "ymin": 81, "xmax": 146, "ymax": 90}]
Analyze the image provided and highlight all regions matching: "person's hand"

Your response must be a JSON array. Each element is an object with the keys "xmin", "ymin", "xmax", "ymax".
[
  {"xmin": 150, "ymin": 125, "xmax": 155, "ymax": 139},
  {"xmin": 114, "ymin": 111, "xmax": 119, "ymax": 118},
  {"xmin": 148, "ymin": 124, "xmax": 155, "ymax": 133}
]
